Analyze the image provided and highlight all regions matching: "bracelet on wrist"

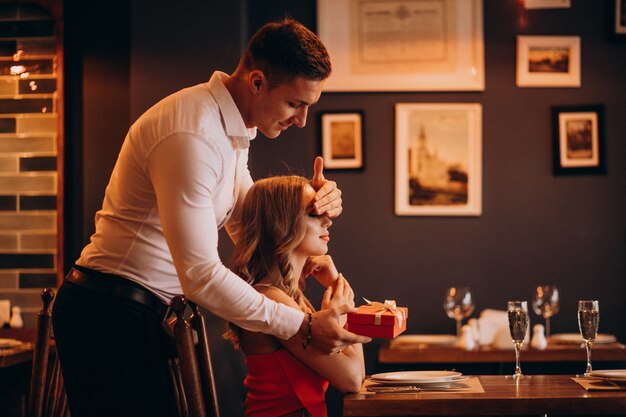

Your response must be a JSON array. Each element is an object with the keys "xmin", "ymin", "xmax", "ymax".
[{"xmin": 302, "ymin": 312, "xmax": 312, "ymax": 349}]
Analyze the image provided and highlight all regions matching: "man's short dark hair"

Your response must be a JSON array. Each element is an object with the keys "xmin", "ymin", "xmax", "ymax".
[{"xmin": 241, "ymin": 18, "xmax": 331, "ymax": 87}]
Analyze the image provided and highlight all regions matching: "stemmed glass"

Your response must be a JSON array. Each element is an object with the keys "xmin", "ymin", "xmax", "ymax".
[
  {"xmin": 443, "ymin": 287, "xmax": 475, "ymax": 337},
  {"xmin": 577, "ymin": 300, "xmax": 600, "ymax": 376},
  {"xmin": 532, "ymin": 285, "xmax": 560, "ymax": 338},
  {"xmin": 507, "ymin": 301, "xmax": 529, "ymax": 379}
]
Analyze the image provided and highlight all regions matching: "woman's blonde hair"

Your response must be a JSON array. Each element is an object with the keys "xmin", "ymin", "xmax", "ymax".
[
  {"xmin": 232, "ymin": 175, "xmax": 315, "ymax": 310},
  {"xmin": 225, "ymin": 176, "xmax": 315, "ymax": 348}
]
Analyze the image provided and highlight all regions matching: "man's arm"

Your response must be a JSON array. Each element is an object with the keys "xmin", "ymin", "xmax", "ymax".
[
  {"xmin": 147, "ymin": 134, "xmax": 303, "ymax": 339},
  {"xmin": 224, "ymin": 165, "xmax": 253, "ymax": 245}
]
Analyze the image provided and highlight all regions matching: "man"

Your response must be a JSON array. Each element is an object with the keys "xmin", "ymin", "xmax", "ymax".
[{"xmin": 52, "ymin": 18, "xmax": 370, "ymax": 417}]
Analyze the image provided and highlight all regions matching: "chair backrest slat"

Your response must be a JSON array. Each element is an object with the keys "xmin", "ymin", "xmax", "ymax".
[
  {"xmin": 28, "ymin": 288, "xmax": 68, "ymax": 417},
  {"xmin": 190, "ymin": 303, "xmax": 220, "ymax": 417},
  {"xmin": 29, "ymin": 288, "xmax": 54, "ymax": 417},
  {"xmin": 171, "ymin": 296, "xmax": 208, "ymax": 417}
]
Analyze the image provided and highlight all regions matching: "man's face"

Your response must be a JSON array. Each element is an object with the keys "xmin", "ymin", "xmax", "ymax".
[{"xmin": 252, "ymin": 75, "xmax": 325, "ymax": 138}]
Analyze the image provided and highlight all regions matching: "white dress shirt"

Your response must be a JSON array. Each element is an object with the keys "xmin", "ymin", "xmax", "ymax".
[{"xmin": 77, "ymin": 71, "xmax": 304, "ymax": 339}]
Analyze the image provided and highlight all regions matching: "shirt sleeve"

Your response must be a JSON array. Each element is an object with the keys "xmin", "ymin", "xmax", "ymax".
[
  {"xmin": 224, "ymin": 161, "xmax": 253, "ymax": 245},
  {"xmin": 146, "ymin": 133, "xmax": 304, "ymax": 339}
]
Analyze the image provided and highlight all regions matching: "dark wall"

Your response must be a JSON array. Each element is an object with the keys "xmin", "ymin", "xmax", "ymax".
[
  {"xmin": 66, "ymin": 0, "xmax": 626, "ymax": 415},
  {"xmin": 244, "ymin": 1, "xmax": 626, "ymax": 341},
  {"xmin": 64, "ymin": 0, "xmax": 131, "ymax": 266}
]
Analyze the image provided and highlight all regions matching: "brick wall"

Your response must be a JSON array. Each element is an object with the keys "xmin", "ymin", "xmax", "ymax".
[{"xmin": 0, "ymin": 4, "xmax": 58, "ymax": 329}]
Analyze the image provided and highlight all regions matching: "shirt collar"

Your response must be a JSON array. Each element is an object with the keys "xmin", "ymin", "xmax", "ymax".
[{"xmin": 207, "ymin": 71, "xmax": 257, "ymax": 149}]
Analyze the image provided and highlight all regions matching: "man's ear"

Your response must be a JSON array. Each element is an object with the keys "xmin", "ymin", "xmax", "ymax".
[{"xmin": 249, "ymin": 70, "xmax": 266, "ymax": 95}]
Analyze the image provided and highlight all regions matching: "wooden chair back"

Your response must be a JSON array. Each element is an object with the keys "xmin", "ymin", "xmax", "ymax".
[
  {"xmin": 28, "ymin": 288, "xmax": 69, "ymax": 417},
  {"xmin": 167, "ymin": 296, "xmax": 220, "ymax": 417}
]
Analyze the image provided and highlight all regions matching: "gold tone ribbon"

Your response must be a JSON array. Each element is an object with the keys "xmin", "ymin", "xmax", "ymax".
[{"xmin": 362, "ymin": 298, "xmax": 405, "ymax": 328}]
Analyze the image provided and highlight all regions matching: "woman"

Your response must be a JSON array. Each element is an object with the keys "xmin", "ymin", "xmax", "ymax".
[{"xmin": 226, "ymin": 175, "xmax": 365, "ymax": 417}]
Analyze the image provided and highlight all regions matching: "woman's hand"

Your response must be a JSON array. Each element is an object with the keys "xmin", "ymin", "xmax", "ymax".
[
  {"xmin": 321, "ymin": 274, "xmax": 355, "ymax": 311},
  {"xmin": 321, "ymin": 274, "xmax": 355, "ymax": 328},
  {"xmin": 303, "ymin": 255, "xmax": 339, "ymax": 288}
]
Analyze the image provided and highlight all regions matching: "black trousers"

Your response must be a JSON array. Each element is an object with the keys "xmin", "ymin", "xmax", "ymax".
[{"xmin": 52, "ymin": 275, "xmax": 177, "ymax": 417}]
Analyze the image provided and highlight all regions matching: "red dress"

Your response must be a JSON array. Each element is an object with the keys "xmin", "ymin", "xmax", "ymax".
[{"xmin": 244, "ymin": 349, "xmax": 329, "ymax": 417}]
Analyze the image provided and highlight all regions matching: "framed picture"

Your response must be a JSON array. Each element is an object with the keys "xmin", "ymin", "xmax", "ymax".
[
  {"xmin": 316, "ymin": 0, "xmax": 484, "ymax": 91},
  {"xmin": 552, "ymin": 105, "xmax": 606, "ymax": 175},
  {"xmin": 615, "ymin": 0, "xmax": 626, "ymax": 35},
  {"xmin": 523, "ymin": 0, "xmax": 570, "ymax": 9},
  {"xmin": 319, "ymin": 111, "xmax": 364, "ymax": 170},
  {"xmin": 516, "ymin": 36, "xmax": 581, "ymax": 87},
  {"xmin": 395, "ymin": 103, "xmax": 482, "ymax": 216}
]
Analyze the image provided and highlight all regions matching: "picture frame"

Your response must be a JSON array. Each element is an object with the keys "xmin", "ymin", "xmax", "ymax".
[
  {"xmin": 516, "ymin": 36, "xmax": 581, "ymax": 87},
  {"xmin": 319, "ymin": 111, "xmax": 364, "ymax": 170},
  {"xmin": 395, "ymin": 103, "xmax": 482, "ymax": 216},
  {"xmin": 316, "ymin": 0, "xmax": 484, "ymax": 91},
  {"xmin": 551, "ymin": 105, "xmax": 606, "ymax": 175},
  {"xmin": 615, "ymin": 0, "xmax": 626, "ymax": 35},
  {"xmin": 523, "ymin": 0, "xmax": 570, "ymax": 9}
]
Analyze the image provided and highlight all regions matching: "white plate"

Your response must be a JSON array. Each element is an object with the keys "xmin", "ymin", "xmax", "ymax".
[
  {"xmin": 588, "ymin": 369, "xmax": 626, "ymax": 381},
  {"xmin": 371, "ymin": 371, "xmax": 462, "ymax": 385},
  {"xmin": 390, "ymin": 334, "xmax": 457, "ymax": 347},
  {"xmin": 549, "ymin": 333, "xmax": 617, "ymax": 344},
  {"xmin": 0, "ymin": 338, "xmax": 22, "ymax": 348}
]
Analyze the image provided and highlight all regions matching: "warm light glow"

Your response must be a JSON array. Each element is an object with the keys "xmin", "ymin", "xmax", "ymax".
[
  {"xmin": 10, "ymin": 65, "xmax": 26, "ymax": 75},
  {"xmin": 29, "ymin": 81, "xmax": 37, "ymax": 91}
]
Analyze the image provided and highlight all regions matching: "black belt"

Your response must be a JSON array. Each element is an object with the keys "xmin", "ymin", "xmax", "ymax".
[{"xmin": 66, "ymin": 265, "xmax": 168, "ymax": 316}]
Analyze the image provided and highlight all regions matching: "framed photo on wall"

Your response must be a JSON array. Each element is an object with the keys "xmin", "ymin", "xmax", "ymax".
[
  {"xmin": 395, "ymin": 103, "xmax": 482, "ymax": 216},
  {"xmin": 523, "ymin": 0, "xmax": 570, "ymax": 9},
  {"xmin": 516, "ymin": 36, "xmax": 581, "ymax": 87},
  {"xmin": 615, "ymin": 0, "xmax": 626, "ymax": 35},
  {"xmin": 316, "ymin": 0, "xmax": 484, "ymax": 91},
  {"xmin": 552, "ymin": 105, "xmax": 606, "ymax": 175},
  {"xmin": 319, "ymin": 111, "xmax": 364, "ymax": 170}
]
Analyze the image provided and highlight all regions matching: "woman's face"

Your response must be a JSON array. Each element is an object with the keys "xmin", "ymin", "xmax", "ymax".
[{"xmin": 293, "ymin": 184, "xmax": 332, "ymax": 257}]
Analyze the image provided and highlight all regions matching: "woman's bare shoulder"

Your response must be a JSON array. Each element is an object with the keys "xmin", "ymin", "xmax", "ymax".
[{"xmin": 254, "ymin": 284, "xmax": 299, "ymax": 309}]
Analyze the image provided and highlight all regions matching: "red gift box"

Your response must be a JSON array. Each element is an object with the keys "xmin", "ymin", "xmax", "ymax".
[{"xmin": 346, "ymin": 301, "xmax": 408, "ymax": 339}]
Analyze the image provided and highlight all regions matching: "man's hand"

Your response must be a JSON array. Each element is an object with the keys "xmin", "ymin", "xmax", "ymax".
[
  {"xmin": 310, "ymin": 305, "xmax": 371, "ymax": 354},
  {"xmin": 311, "ymin": 156, "xmax": 342, "ymax": 218}
]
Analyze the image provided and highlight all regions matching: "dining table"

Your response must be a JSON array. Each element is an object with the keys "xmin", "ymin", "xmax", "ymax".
[
  {"xmin": 0, "ymin": 328, "xmax": 35, "ymax": 368},
  {"xmin": 344, "ymin": 374, "xmax": 626, "ymax": 416},
  {"xmin": 379, "ymin": 341, "xmax": 626, "ymax": 364},
  {"xmin": 0, "ymin": 328, "xmax": 36, "ymax": 417}
]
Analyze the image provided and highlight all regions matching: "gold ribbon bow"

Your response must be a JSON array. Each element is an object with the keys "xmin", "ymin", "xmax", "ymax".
[{"xmin": 362, "ymin": 298, "xmax": 405, "ymax": 328}]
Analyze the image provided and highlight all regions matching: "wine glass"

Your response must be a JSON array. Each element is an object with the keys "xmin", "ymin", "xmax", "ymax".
[
  {"xmin": 532, "ymin": 285, "xmax": 560, "ymax": 338},
  {"xmin": 443, "ymin": 287, "xmax": 475, "ymax": 337},
  {"xmin": 577, "ymin": 300, "xmax": 600, "ymax": 376},
  {"xmin": 507, "ymin": 301, "xmax": 529, "ymax": 379}
]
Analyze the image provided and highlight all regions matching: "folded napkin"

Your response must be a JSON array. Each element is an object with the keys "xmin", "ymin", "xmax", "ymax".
[
  {"xmin": 572, "ymin": 377, "xmax": 626, "ymax": 391},
  {"xmin": 478, "ymin": 309, "xmax": 529, "ymax": 348},
  {"xmin": 361, "ymin": 377, "xmax": 485, "ymax": 395}
]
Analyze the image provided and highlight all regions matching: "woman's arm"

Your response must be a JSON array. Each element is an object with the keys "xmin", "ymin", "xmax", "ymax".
[{"xmin": 258, "ymin": 280, "xmax": 365, "ymax": 393}]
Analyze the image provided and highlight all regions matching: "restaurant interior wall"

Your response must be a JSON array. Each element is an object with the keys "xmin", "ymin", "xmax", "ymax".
[
  {"xmin": 64, "ymin": 0, "xmax": 626, "ymax": 415},
  {"xmin": 0, "ymin": 0, "xmax": 62, "ymax": 329}
]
